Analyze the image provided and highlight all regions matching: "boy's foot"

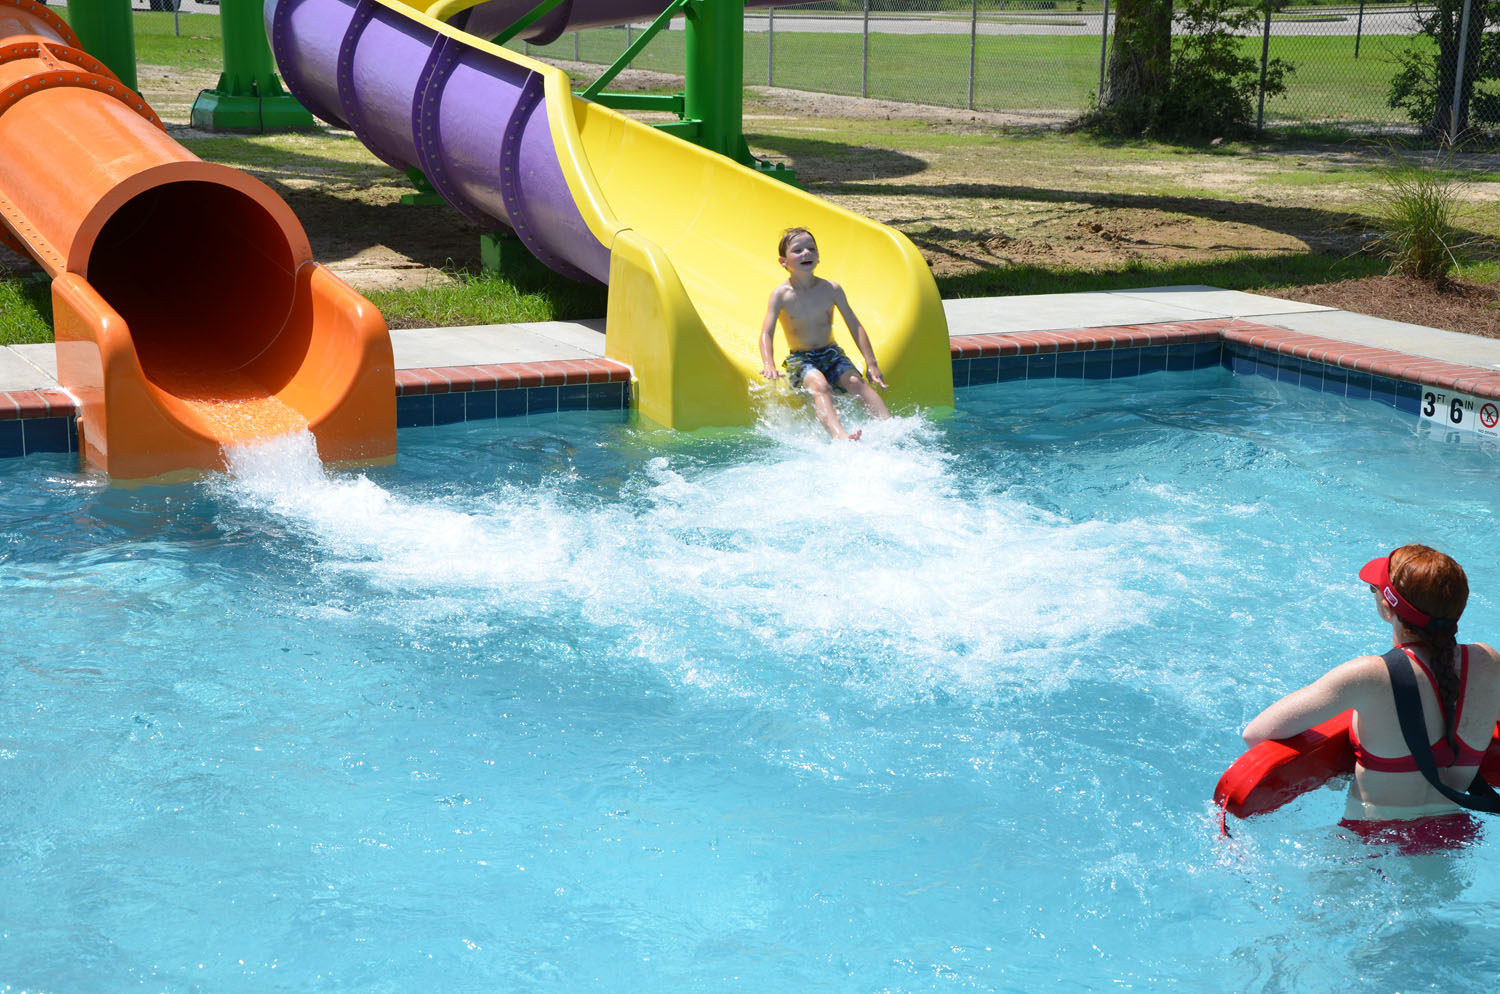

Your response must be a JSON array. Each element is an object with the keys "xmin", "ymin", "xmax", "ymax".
[{"xmin": 845, "ymin": 429, "xmax": 862, "ymax": 442}]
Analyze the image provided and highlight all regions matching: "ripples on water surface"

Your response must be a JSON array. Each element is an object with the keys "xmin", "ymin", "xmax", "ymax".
[{"xmin": 4, "ymin": 369, "xmax": 1500, "ymax": 992}]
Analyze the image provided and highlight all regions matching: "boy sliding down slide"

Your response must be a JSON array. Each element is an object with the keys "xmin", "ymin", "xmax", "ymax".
[{"xmin": 759, "ymin": 227, "xmax": 891, "ymax": 440}]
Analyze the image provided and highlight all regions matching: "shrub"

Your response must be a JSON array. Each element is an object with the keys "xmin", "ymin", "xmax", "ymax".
[{"xmin": 1362, "ymin": 155, "xmax": 1477, "ymax": 282}]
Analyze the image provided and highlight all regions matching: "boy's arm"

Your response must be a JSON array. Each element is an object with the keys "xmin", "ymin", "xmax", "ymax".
[
  {"xmin": 832, "ymin": 284, "xmax": 886, "ymax": 389},
  {"xmin": 759, "ymin": 289, "xmax": 784, "ymax": 379}
]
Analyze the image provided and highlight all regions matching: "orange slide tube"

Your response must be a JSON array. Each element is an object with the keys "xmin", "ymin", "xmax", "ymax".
[{"xmin": 0, "ymin": 0, "xmax": 394, "ymax": 479}]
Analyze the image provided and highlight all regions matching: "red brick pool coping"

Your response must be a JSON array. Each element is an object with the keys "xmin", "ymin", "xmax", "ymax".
[
  {"xmin": 7, "ymin": 318, "xmax": 1500, "ymax": 423},
  {"xmin": 393, "ymin": 357, "xmax": 630, "ymax": 396},
  {"xmin": 949, "ymin": 319, "xmax": 1500, "ymax": 399},
  {"xmin": 0, "ymin": 387, "xmax": 73, "ymax": 421}
]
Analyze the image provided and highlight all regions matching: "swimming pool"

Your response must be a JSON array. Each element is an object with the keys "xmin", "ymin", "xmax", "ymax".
[{"xmin": 4, "ymin": 368, "xmax": 1499, "ymax": 992}]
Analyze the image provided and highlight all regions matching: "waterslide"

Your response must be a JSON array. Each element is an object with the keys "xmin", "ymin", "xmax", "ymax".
[
  {"xmin": 0, "ymin": 0, "xmax": 394, "ymax": 479},
  {"xmin": 267, "ymin": 0, "xmax": 954, "ymax": 429}
]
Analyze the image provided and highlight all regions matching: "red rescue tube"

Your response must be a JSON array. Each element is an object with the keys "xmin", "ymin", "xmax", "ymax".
[
  {"xmin": 1216, "ymin": 713, "xmax": 1500, "ymax": 824},
  {"xmin": 1215, "ymin": 712, "xmax": 1357, "ymax": 820}
]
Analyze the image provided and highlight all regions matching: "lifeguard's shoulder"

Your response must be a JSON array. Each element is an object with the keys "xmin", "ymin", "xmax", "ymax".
[
  {"xmin": 1324, "ymin": 653, "xmax": 1394, "ymax": 701},
  {"xmin": 1468, "ymin": 641, "xmax": 1500, "ymax": 671}
]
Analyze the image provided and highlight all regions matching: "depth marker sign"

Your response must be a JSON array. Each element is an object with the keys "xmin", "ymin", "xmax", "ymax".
[{"xmin": 1420, "ymin": 388, "xmax": 1500, "ymax": 439}]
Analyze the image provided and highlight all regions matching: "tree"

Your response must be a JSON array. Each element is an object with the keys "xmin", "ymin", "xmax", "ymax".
[
  {"xmin": 1098, "ymin": 0, "xmax": 1173, "ymax": 128},
  {"xmin": 1388, "ymin": 0, "xmax": 1500, "ymax": 142},
  {"xmin": 1085, "ymin": 0, "xmax": 1291, "ymax": 140}
]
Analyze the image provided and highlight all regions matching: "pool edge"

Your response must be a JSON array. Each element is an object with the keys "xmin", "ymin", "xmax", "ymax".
[{"xmin": 7, "ymin": 316, "xmax": 1500, "ymax": 459}]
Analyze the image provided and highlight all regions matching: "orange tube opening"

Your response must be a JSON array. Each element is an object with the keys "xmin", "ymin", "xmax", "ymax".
[{"xmin": 84, "ymin": 180, "xmax": 301, "ymax": 394}]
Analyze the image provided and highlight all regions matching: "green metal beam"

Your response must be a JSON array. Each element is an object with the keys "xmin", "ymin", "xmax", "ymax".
[
  {"xmin": 190, "ymin": 0, "xmax": 313, "ymax": 130},
  {"xmin": 489, "ymin": 0, "xmax": 571, "ymax": 47},
  {"xmin": 652, "ymin": 119, "xmax": 702, "ymax": 140},
  {"xmin": 586, "ymin": 92, "xmax": 685, "ymax": 114},
  {"xmin": 580, "ymin": 0, "xmax": 691, "ymax": 101},
  {"xmin": 65, "ymin": 0, "xmax": 137, "ymax": 92},
  {"xmin": 682, "ymin": 0, "xmax": 745, "ymax": 163}
]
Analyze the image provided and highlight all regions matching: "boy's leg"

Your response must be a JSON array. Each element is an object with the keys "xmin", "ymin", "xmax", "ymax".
[
  {"xmin": 838, "ymin": 370, "xmax": 890, "ymax": 419},
  {"xmin": 801, "ymin": 370, "xmax": 855, "ymax": 440}
]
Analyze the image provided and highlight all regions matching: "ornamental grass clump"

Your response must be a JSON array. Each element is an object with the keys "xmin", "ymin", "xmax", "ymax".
[{"xmin": 1363, "ymin": 158, "xmax": 1477, "ymax": 283}]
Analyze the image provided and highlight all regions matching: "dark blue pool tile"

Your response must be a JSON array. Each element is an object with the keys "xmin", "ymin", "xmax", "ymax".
[
  {"xmin": 968, "ymin": 356, "xmax": 999, "ymax": 386},
  {"xmin": 1083, "ymin": 350, "xmax": 1113, "ymax": 380},
  {"xmin": 589, "ymin": 380, "xmax": 627, "ymax": 410},
  {"xmin": 1027, "ymin": 353, "xmax": 1057, "ymax": 379},
  {"xmin": 1189, "ymin": 340, "xmax": 1224, "ymax": 368},
  {"xmin": 465, "ymin": 389, "xmax": 498, "ymax": 421},
  {"xmin": 1165, "ymin": 344, "xmax": 1197, "ymax": 371},
  {"xmin": 996, "ymin": 356, "xmax": 1027, "ymax": 382},
  {"xmin": 950, "ymin": 359, "xmax": 969, "ymax": 389},
  {"xmin": 22, "ymin": 417, "xmax": 72, "ymax": 454},
  {"xmin": 558, "ymin": 384, "xmax": 590, "ymax": 412},
  {"xmin": 0, "ymin": 420, "xmax": 22, "ymax": 459},
  {"xmin": 1368, "ymin": 375, "xmax": 1398, "ymax": 408},
  {"xmin": 1166, "ymin": 341, "xmax": 1218, "ymax": 372},
  {"xmin": 1394, "ymin": 380, "xmax": 1421, "ymax": 414},
  {"xmin": 496, "ymin": 387, "xmax": 528, "ymax": 418},
  {"xmin": 1054, "ymin": 352, "xmax": 1086, "ymax": 379},
  {"xmin": 1110, "ymin": 347, "xmax": 1141, "ymax": 378},
  {"xmin": 1346, "ymin": 371, "xmax": 1374, "ymax": 401},
  {"xmin": 1320, "ymin": 367, "xmax": 1348, "ymax": 396},
  {"xmin": 1297, "ymin": 359, "xmax": 1325, "ymax": 389},
  {"xmin": 1139, "ymin": 346, "xmax": 1168, "ymax": 375},
  {"xmin": 527, "ymin": 386, "xmax": 559, "ymax": 415},
  {"xmin": 432, "ymin": 392, "xmax": 467, "ymax": 426},
  {"xmin": 396, "ymin": 394, "xmax": 434, "ymax": 428}
]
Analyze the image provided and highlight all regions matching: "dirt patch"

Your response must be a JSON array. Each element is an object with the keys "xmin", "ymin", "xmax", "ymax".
[{"xmin": 880, "ymin": 209, "xmax": 1314, "ymax": 277}]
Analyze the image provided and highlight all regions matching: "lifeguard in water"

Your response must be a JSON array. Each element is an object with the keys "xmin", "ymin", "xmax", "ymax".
[
  {"xmin": 1239, "ymin": 545, "xmax": 1500, "ymax": 851},
  {"xmin": 759, "ymin": 227, "xmax": 891, "ymax": 441}
]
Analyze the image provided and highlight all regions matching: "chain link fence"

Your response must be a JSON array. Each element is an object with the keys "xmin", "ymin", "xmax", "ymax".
[{"xmin": 519, "ymin": 1, "xmax": 1498, "ymax": 139}]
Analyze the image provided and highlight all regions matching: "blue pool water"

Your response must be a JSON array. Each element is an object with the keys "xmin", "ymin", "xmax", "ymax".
[{"xmin": 4, "ymin": 367, "xmax": 1500, "ymax": 993}]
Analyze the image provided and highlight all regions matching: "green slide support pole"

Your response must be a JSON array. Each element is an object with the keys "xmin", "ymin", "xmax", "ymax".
[
  {"xmin": 190, "ymin": 0, "xmax": 314, "ymax": 130},
  {"xmin": 682, "ymin": 0, "xmax": 749, "ymax": 166},
  {"xmin": 680, "ymin": 0, "xmax": 794, "ymax": 183},
  {"xmin": 65, "ymin": 0, "xmax": 138, "ymax": 92}
]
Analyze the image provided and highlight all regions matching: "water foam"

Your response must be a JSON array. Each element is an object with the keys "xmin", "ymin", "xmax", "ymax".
[{"xmin": 211, "ymin": 420, "xmax": 1176, "ymax": 702}]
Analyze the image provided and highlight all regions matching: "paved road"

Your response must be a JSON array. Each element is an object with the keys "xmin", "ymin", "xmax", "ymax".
[
  {"xmin": 744, "ymin": 7, "xmax": 1428, "ymax": 36},
  {"xmin": 132, "ymin": 0, "xmax": 224, "ymax": 12},
  {"xmin": 68, "ymin": 0, "xmax": 1434, "ymax": 36},
  {"xmin": 33, "ymin": 0, "xmax": 226, "ymax": 11}
]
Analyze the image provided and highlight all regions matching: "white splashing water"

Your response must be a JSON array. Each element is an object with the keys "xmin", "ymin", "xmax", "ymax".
[{"xmin": 214, "ymin": 419, "xmax": 1189, "ymax": 698}]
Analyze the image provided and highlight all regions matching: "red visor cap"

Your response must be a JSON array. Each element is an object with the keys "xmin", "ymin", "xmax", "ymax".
[{"xmin": 1359, "ymin": 553, "xmax": 1433, "ymax": 629}]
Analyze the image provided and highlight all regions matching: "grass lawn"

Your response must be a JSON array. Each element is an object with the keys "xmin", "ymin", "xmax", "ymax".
[
  {"xmin": 2, "ymin": 8, "xmax": 1495, "ymax": 346},
  {"xmin": 524, "ymin": 21, "xmax": 1448, "ymax": 126}
]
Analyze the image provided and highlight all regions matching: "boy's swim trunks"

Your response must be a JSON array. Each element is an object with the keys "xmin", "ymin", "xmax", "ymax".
[{"xmin": 783, "ymin": 344, "xmax": 860, "ymax": 391}]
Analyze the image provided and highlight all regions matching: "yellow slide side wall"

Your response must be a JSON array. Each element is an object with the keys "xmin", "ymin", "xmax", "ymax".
[{"xmin": 571, "ymin": 99, "xmax": 953, "ymax": 429}]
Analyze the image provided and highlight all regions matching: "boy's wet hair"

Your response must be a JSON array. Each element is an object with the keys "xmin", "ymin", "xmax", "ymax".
[{"xmin": 778, "ymin": 227, "xmax": 815, "ymax": 258}]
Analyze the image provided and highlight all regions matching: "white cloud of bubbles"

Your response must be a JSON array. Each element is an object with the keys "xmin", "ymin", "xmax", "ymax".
[{"xmin": 213, "ymin": 414, "xmax": 1203, "ymax": 707}]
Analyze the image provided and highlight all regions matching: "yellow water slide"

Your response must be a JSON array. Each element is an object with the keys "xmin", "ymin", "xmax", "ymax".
[
  {"xmin": 275, "ymin": 0, "xmax": 952, "ymax": 429},
  {"xmin": 578, "ymin": 95, "xmax": 955, "ymax": 429}
]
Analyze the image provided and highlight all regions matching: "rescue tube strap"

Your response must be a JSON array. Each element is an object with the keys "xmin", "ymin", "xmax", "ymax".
[{"xmin": 1385, "ymin": 647, "xmax": 1500, "ymax": 815}]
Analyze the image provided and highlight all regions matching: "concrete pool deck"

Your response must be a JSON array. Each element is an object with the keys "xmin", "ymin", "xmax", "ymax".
[{"xmin": 5, "ymin": 285, "xmax": 1500, "ymax": 443}]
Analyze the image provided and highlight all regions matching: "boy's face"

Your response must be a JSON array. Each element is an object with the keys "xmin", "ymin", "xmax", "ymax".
[{"xmin": 780, "ymin": 233, "xmax": 819, "ymax": 274}]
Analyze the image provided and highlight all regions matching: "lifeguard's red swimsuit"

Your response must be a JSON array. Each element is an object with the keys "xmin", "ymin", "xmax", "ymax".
[{"xmin": 1351, "ymin": 644, "xmax": 1490, "ymax": 771}]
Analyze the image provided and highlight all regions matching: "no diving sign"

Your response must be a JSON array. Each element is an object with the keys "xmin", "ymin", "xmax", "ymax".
[{"xmin": 1420, "ymin": 388, "xmax": 1500, "ymax": 440}]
